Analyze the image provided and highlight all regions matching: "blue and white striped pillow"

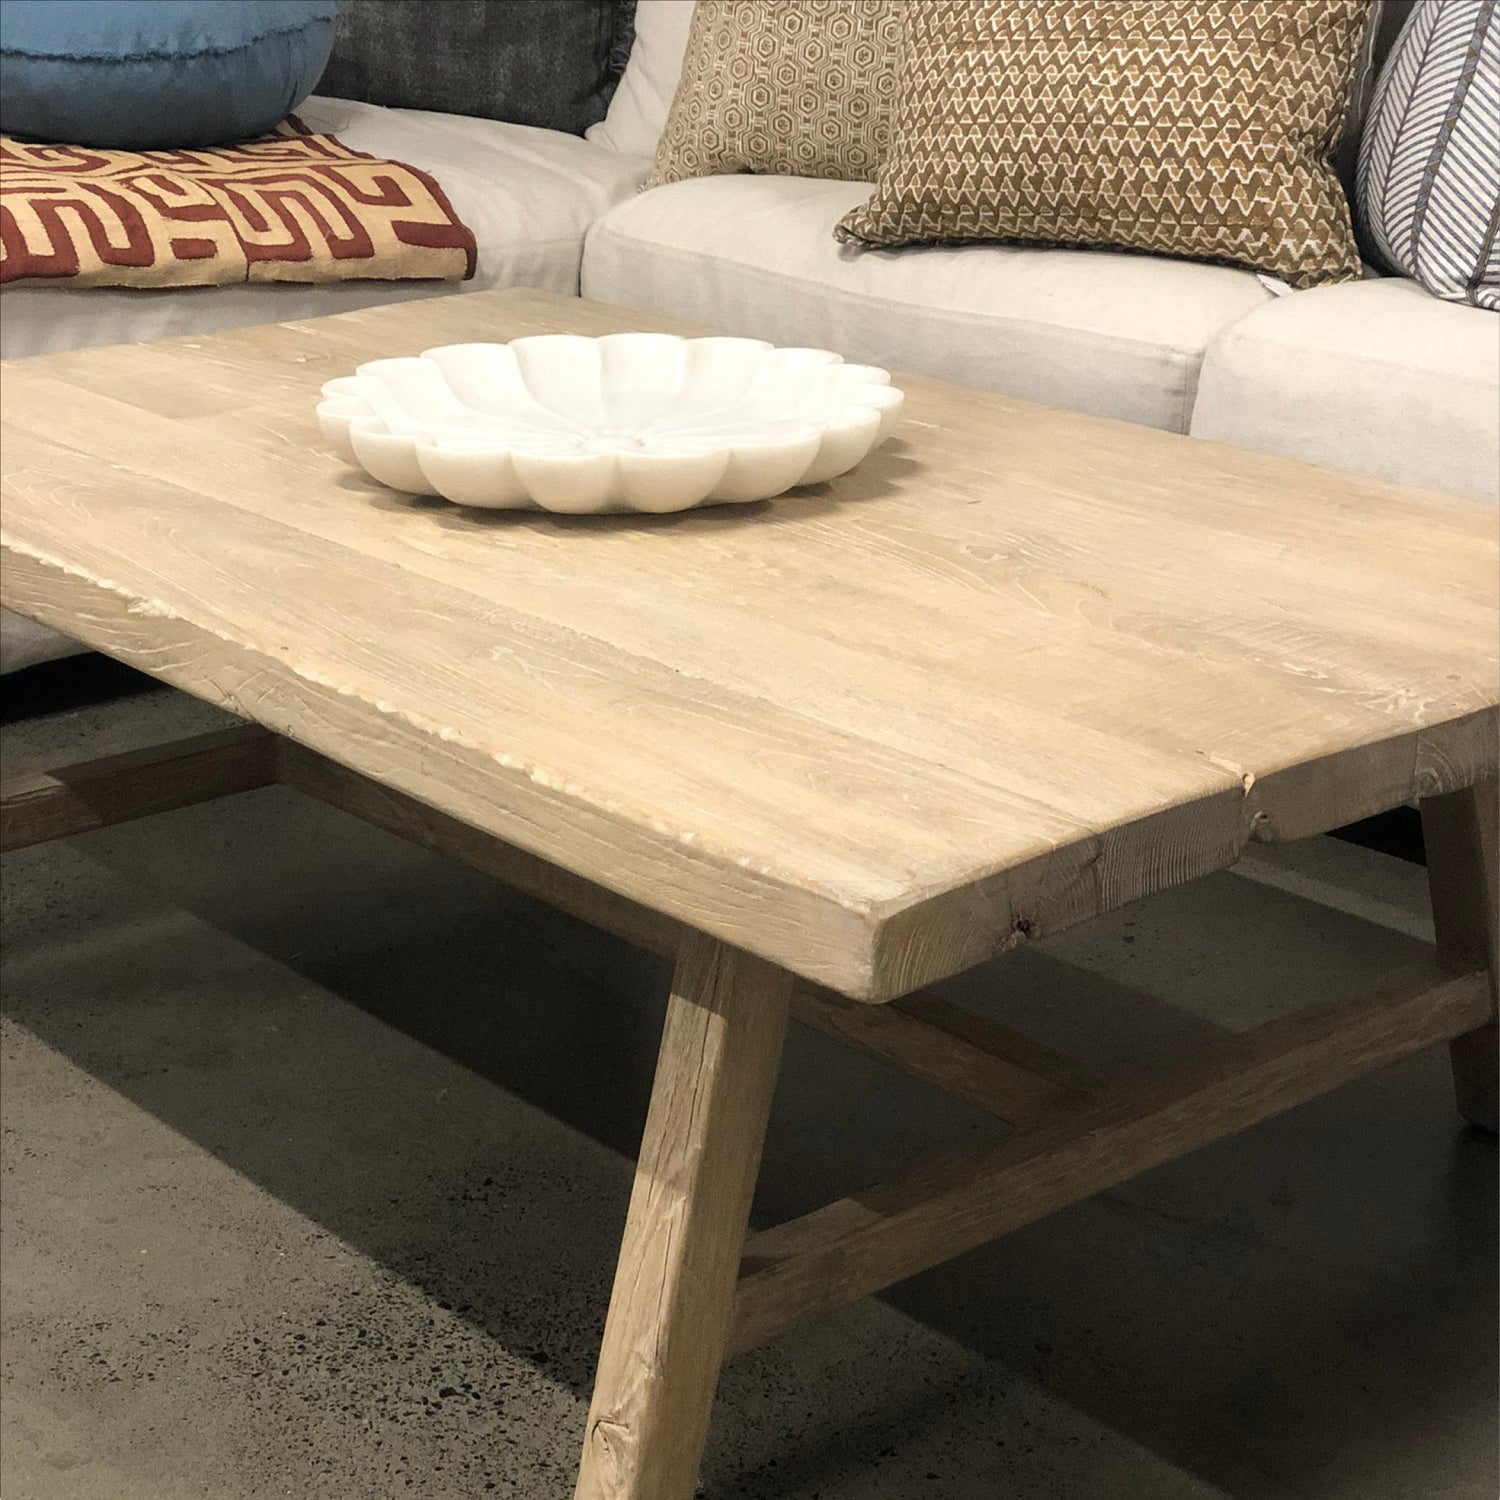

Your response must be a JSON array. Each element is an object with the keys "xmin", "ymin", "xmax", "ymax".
[{"xmin": 1358, "ymin": 0, "xmax": 1500, "ymax": 310}]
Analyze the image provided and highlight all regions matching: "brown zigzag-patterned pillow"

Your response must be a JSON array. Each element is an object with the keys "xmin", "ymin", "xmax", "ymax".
[
  {"xmin": 645, "ymin": 0, "xmax": 904, "ymax": 190},
  {"xmin": 837, "ymin": 0, "xmax": 1375, "ymax": 289}
]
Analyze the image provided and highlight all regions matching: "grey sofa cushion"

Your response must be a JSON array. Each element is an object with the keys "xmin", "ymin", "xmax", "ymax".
[{"xmin": 317, "ymin": 0, "xmax": 630, "ymax": 136}]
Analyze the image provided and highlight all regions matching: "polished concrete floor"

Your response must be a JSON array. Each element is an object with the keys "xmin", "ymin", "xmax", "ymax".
[{"xmin": 1, "ymin": 664, "xmax": 1495, "ymax": 1499}]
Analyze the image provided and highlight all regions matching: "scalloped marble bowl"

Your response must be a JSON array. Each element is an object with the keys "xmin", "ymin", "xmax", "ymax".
[{"xmin": 316, "ymin": 333, "xmax": 904, "ymax": 514}]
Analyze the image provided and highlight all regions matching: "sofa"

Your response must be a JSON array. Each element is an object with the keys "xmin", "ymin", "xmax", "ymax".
[{"xmin": 3, "ymin": 0, "xmax": 1496, "ymax": 675}]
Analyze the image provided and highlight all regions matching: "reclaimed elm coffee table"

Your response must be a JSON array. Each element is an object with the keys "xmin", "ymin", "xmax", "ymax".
[{"xmin": 2, "ymin": 289, "xmax": 1496, "ymax": 1498}]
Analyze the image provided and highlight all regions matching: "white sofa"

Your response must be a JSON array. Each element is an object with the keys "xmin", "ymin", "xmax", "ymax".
[{"xmin": 4, "ymin": 0, "xmax": 1496, "ymax": 674}]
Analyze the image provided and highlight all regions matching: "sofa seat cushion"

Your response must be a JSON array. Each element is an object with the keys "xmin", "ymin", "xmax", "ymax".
[
  {"xmin": 0, "ymin": 95, "xmax": 651, "ymax": 360},
  {"xmin": 1190, "ymin": 278, "xmax": 1500, "ymax": 504},
  {"xmin": 299, "ymin": 97, "xmax": 651, "ymax": 287},
  {"xmin": 582, "ymin": 175, "xmax": 1273, "ymax": 432}
]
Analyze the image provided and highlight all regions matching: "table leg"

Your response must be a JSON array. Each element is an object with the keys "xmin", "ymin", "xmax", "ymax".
[
  {"xmin": 1421, "ymin": 777, "xmax": 1498, "ymax": 1132},
  {"xmin": 574, "ymin": 931, "xmax": 794, "ymax": 1500}
]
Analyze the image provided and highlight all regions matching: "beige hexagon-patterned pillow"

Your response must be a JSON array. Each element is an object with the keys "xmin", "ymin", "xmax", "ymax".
[{"xmin": 644, "ymin": 1, "xmax": 903, "ymax": 190}]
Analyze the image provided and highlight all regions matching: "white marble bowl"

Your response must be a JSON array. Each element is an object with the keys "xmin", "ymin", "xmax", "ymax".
[{"xmin": 316, "ymin": 333, "xmax": 904, "ymax": 514}]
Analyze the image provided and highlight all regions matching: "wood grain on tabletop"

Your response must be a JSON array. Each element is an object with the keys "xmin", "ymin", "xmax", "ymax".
[{"xmin": 2, "ymin": 289, "xmax": 1495, "ymax": 998}]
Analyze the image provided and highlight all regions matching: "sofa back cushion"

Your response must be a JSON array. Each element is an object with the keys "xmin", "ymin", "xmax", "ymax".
[
  {"xmin": 316, "ymin": 0, "xmax": 627, "ymax": 136},
  {"xmin": 587, "ymin": 0, "xmax": 695, "ymax": 157}
]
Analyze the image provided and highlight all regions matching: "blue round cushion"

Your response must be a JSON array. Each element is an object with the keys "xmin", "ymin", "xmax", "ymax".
[{"xmin": 0, "ymin": 0, "xmax": 339, "ymax": 149}]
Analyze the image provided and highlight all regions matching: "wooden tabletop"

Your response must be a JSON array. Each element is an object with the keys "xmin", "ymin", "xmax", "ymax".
[{"xmin": 3, "ymin": 289, "xmax": 1496, "ymax": 998}]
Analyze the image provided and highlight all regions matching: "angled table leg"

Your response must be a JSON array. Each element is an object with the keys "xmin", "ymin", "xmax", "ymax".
[
  {"xmin": 1422, "ymin": 777, "xmax": 1498, "ymax": 1132},
  {"xmin": 575, "ymin": 931, "xmax": 794, "ymax": 1500}
]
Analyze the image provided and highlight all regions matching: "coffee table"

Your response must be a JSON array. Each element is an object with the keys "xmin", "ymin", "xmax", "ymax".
[{"xmin": 2, "ymin": 289, "xmax": 1495, "ymax": 1499}]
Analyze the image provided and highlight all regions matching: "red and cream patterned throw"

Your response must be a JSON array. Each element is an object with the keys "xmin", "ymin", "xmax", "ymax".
[{"xmin": 0, "ymin": 120, "xmax": 477, "ymax": 289}]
